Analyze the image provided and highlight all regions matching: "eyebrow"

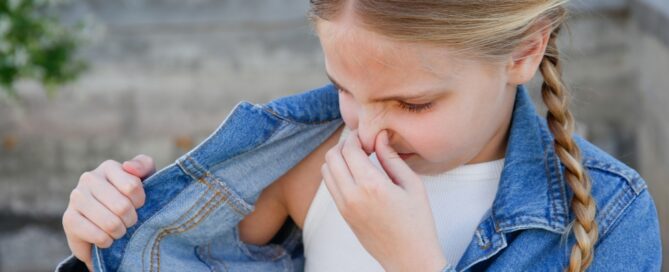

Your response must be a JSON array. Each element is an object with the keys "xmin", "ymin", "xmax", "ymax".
[{"xmin": 325, "ymin": 71, "xmax": 445, "ymax": 102}]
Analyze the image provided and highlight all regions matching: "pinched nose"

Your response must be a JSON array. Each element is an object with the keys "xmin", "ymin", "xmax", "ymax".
[{"xmin": 355, "ymin": 129, "xmax": 377, "ymax": 155}]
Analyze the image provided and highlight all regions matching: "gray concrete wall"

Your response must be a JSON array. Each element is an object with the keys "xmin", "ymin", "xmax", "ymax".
[
  {"xmin": 0, "ymin": 1, "xmax": 326, "ymax": 271},
  {"xmin": 532, "ymin": 2, "xmax": 669, "ymax": 268},
  {"xmin": 632, "ymin": 1, "xmax": 669, "ymax": 269},
  {"xmin": 0, "ymin": 0, "xmax": 667, "ymax": 271}
]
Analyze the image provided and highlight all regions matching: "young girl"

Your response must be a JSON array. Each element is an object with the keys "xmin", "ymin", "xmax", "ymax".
[{"xmin": 59, "ymin": 1, "xmax": 662, "ymax": 271}]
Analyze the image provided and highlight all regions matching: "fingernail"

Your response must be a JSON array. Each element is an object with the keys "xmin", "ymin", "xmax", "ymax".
[{"xmin": 125, "ymin": 160, "xmax": 141, "ymax": 171}]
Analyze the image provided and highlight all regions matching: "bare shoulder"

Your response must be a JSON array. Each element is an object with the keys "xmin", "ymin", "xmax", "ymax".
[
  {"xmin": 278, "ymin": 125, "xmax": 345, "ymax": 229},
  {"xmin": 238, "ymin": 125, "xmax": 345, "ymax": 245}
]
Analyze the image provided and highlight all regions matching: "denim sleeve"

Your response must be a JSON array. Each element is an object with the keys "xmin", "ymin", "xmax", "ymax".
[
  {"xmin": 587, "ymin": 189, "xmax": 662, "ymax": 271},
  {"xmin": 54, "ymin": 254, "xmax": 89, "ymax": 272},
  {"xmin": 441, "ymin": 262, "xmax": 457, "ymax": 272}
]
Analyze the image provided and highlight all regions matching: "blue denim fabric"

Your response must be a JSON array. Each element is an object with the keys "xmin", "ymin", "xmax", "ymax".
[{"xmin": 56, "ymin": 84, "xmax": 661, "ymax": 272}]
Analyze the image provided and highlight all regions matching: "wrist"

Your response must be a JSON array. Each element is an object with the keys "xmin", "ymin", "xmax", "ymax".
[
  {"xmin": 384, "ymin": 251, "xmax": 448, "ymax": 272},
  {"xmin": 428, "ymin": 255, "xmax": 449, "ymax": 272}
]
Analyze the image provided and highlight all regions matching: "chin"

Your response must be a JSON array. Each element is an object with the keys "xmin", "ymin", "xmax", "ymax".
[{"xmin": 408, "ymin": 156, "xmax": 459, "ymax": 176}]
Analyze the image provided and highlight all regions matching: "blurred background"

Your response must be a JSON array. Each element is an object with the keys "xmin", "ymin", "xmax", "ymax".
[{"xmin": 0, "ymin": 0, "xmax": 667, "ymax": 271}]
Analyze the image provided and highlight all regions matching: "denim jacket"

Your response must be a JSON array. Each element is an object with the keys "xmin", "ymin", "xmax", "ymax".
[{"xmin": 56, "ymin": 84, "xmax": 662, "ymax": 272}]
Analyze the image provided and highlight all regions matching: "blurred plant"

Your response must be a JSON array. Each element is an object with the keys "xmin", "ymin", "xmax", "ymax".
[{"xmin": 0, "ymin": 0, "xmax": 86, "ymax": 99}]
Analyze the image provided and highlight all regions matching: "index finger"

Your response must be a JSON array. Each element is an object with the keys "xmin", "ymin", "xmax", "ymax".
[
  {"xmin": 97, "ymin": 162, "xmax": 145, "ymax": 208},
  {"xmin": 342, "ymin": 130, "xmax": 386, "ymax": 185}
]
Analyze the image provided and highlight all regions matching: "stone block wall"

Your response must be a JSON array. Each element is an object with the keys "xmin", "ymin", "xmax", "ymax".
[{"xmin": 0, "ymin": 0, "xmax": 666, "ymax": 271}]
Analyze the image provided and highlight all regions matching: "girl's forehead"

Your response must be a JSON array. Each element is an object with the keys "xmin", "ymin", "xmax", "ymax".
[
  {"xmin": 319, "ymin": 20, "xmax": 452, "ymax": 65},
  {"xmin": 318, "ymin": 20, "xmax": 476, "ymax": 90}
]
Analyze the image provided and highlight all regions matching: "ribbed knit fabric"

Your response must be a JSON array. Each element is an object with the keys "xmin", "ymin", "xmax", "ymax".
[{"xmin": 303, "ymin": 148, "xmax": 505, "ymax": 271}]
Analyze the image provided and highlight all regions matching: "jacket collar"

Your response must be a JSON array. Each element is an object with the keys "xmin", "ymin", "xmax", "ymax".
[{"xmin": 491, "ymin": 84, "xmax": 569, "ymax": 234}]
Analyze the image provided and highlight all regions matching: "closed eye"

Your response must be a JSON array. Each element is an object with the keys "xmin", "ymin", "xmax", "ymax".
[
  {"xmin": 398, "ymin": 101, "xmax": 433, "ymax": 113},
  {"xmin": 339, "ymin": 88, "xmax": 434, "ymax": 113}
]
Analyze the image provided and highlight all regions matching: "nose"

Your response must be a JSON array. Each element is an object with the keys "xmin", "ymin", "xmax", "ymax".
[{"xmin": 355, "ymin": 112, "xmax": 383, "ymax": 155}]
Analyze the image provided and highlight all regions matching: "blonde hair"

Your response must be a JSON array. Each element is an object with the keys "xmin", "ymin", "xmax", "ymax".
[{"xmin": 308, "ymin": 1, "xmax": 598, "ymax": 271}]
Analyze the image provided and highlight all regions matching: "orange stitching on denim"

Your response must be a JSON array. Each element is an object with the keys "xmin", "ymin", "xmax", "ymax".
[
  {"xmin": 151, "ymin": 192, "xmax": 226, "ymax": 272},
  {"xmin": 141, "ymin": 166, "xmax": 211, "ymax": 270},
  {"xmin": 144, "ymin": 185, "xmax": 211, "ymax": 271},
  {"xmin": 151, "ymin": 192, "xmax": 227, "ymax": 272},
  {"xmin": 151, "ymin": 191, "xmax": 217, "ymax": 271},
  {"xmin": 145, "ymin": 170, "xmax": 214, "ymax": 271},
  {"xmin": 185, "ymin": 156, "xmax": 247, "ymax": 216},
  {"xmin": 149, "ymin": 156, "xmax": 249, "ymax": 271},
  {"xmin": 149, "ymin": 191, "xmax": 202, "ymax": 272},
  {"xmin": 146, "ymin": 156, "xmax": 245, "ymax": 271},
  {"xmin": 185, "ymin": 156, "xmax": 211, "ymax": 186},
  {"xmin": 151, "ymin": 193, "xmax": 219, "ymax": 271}
]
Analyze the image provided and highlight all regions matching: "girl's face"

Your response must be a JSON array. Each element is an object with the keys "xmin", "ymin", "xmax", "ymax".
[{"xmin": 316, "ymin": 19, "xmax": 521, "ymax": 175}]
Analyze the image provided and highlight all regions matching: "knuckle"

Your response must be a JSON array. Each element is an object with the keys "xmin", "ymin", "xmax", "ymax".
[
  {"xmin": 101, "ymin": 159, "xmax": 119, "ymax": 168},
  {"xmin": 62, "ymin": 209, "xmax": 74, "ymax": 228},
  {"xmin": 342, "ymin": 195, "xmax": 361, "ymax": 211},
  {"xmin": 99, "ymin": 160, "xmax": 120, "ymax": 173},
  {"xmin": 101, "ymin": 218, "xmax": 124, "ymax": 237},
  {"xmin": 115, "ymin": 224, "xmax": 128, "ymax": 238},
  {"xmin": 79, "ymin": 177, "xmax": 94, "ymax": 189},
  {"xmin": 95, "ymin": 235, "xmax": 113, "ymax": 248},
  {"xmin": 111, "ymin": 199, "xmax": 134, "ymax": 218},
  {"xmin": 78, "ymin": 171, "xmax": 96, "ymax": 185},
  {"xmin": 361, "ymin": 182, "xmax": 383, "ymax": 196},
  {"xmin": 120, "ymin": 180, "xmax": 141, "ymax": 196},
  {"xmin": 127, "ymin": 210, "xmax": 138, "ymax": 227},
  {"xmin": 128, "ymin": 175, "xmax": 142, "ymax": 185},
  {"xmin": 325, "ymin": 148, "xmax": 338, "ymax": 162},
  {"xmin": 69, "ymin": 189, "xmax": 86, "ymax": 205},
  {"xmin": 135, "ymin": 191, "xmax": 146, "ymax": 208}
]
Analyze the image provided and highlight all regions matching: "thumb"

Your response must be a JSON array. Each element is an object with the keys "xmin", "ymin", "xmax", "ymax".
[
  {"xmin": 374, "ymin": 130, "xmax": 420, "ymax": 190},
  {"xmin": 121, "ymin": 154, "xmax": 156, "ymax": 180}
]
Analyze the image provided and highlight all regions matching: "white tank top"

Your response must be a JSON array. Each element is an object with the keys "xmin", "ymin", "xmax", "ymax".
[{"xmin": 302, "ymin": 130, "xmax": 504, "ymax": 271}]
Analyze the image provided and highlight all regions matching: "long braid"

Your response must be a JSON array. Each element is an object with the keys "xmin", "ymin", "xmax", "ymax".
[
  {"xmin": 539, "ymin": 26, "xmax": 599, "ymax": 272},
  {"xmin": 310, "ymin": 1, "xmax": 598, "ymax": 270}
]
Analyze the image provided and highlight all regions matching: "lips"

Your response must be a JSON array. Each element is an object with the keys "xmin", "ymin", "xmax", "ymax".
[{"xmin": 398, "ymin": 153, "xmax": 414, "ymax": 160}]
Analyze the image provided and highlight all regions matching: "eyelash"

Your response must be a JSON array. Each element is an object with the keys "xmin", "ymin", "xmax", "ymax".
[
  {"xmin": 337, "ymin": 88, "xmax": 434, "ymax": 113},
  {"xmin": 398, "ymin": 101, "xmax": 433, "ymax": 113}
]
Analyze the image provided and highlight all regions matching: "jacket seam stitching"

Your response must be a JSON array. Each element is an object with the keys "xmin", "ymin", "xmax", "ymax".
[
  {"xmin": 260, "ymin": 104, "xmax": 342, "ymax": 125},
  {"xmin": 183, "ymin": 156, "xmax": 251, "ymax": 216},
  {"xmin": 150, "ymin": 189, "xmax": 227, "ymax": 272},
  {"xmin": 114, "ymin": 164, "xmax": 199, "ymax": 271},
  {"xmin": 582, "ymin": 159, "xmax": 646, "ymax": 195},
  {"xmin": 538, "ymin": 114, "xmax": 569, "ymax": 229},
  {"xmin": 140, "ymin": 174, "xmax": 213, "ymax": 270},
  {"xmin": 596, "ymin": 185, "xmax": 641, "ymax": 244}
]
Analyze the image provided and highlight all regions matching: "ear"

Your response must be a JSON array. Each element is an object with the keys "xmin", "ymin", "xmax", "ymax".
[{"xmin": 505, "ymin": 24, "xmax": 552, "ymax": 85}]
